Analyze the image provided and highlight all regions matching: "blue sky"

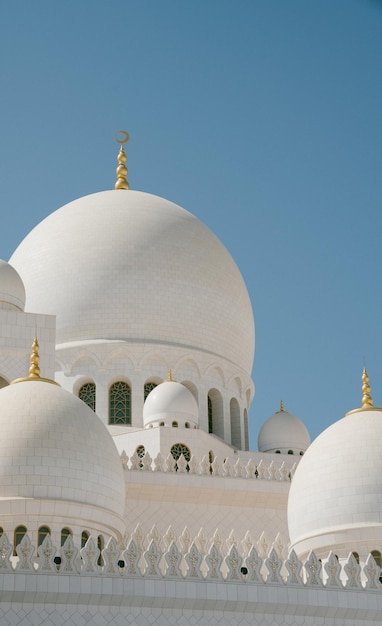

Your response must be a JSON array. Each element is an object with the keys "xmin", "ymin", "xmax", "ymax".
[{"xmin": 1, "ymin": 1, "xmax": 381, "ymax": 450}]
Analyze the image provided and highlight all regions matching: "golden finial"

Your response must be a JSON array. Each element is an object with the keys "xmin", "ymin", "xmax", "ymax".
[
  {"xmin": 346, "ymin": 366, "xmax": 380, "ymax": 415},
  {"xmin": 29, "ymin": 337, "xmax": 40, "ymax": 378},
  {"xmin": 361, "ymin": 367, "xmax": 373, "ymax": 408},
  {"xmin": 115, "ymin": 131, "xmax": 130, "ymax": 190},
  {"xmin": 11, "ymin": 338, "xmax": 59, "ymax": 386},
  {"xmin": 279, "ymin": 400, "xmax": 284, "ymax": 412},
  {"xmin": 168, "ymin": 369, "xmax": 173, "ymax": 382}
]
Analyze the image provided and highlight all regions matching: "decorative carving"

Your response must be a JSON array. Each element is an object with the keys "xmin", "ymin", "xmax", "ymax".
[
  {"xmin": 102, "ymin": 537, "xmax": 121, "ymax": 575},
  {"xmin": 163, "ymin": 526, "xmax": 176, "ymax": 550},
  {"xmin": 123, "ymin": 540, "xmax": 141, "ymax": 576},
  {"xmin": 165, "ymin": 452, "xmax": 176, "ymax": 473},
  {"xmin": 188, "ymin": 455, "xmax": 199, "ymax": 474},
  {"xmin": 257, "ymin": 532, "xmax": 269, "ymax": 559},
  {"xmin": 324, "ymin": 552, "xmax": 342, "ymax": 587},
  {"xmin": 0, "ymin": 534, "xmax": 13, "ymax": 570},
  {"xmin": 141, "ymin": 451, "xmax": 152, "ymax": 471},
  {"xmin": 265, "ymin": 547, "xmax": 283, "ymax": 584},
  {"xmin": 15, "ymin": 534, "xmax": 35, "ymax": 571},
  {"xmin": 305, "ymin": 551, "xmax": 323, "ymax": 586},
  {"xmin": 179, "ymin": 527, "xmax": 192, "ymax": 553},
  {"xmin": 177, "ymin": 454, "xmax": 188, "ymax": 473},
  {"xmin": 285, "ymin": 549, "xmax": 303, "ymax": 585},
  {"xmin": 363, "ymin": 553, "xmax": 381, "ymax": 590},
  {"xmin": 185, "ymin": 542, "xmax": 203, "ymax": 578},
  {"xmin": 245, "ymin": 458, "xmax": 257, "ymax": 478},
  {"xmin": 153, "ymin": 453, "xmax": 164, "ymax": 472},
  {"xmin": 206, "ymin": 544, "xmax": 223, "ymax": 579},
  {"xmin": 120, "ymin": 450, "xmax": 129, "ymax": 469},
  {"xmin": 343, "ymin": 553, "xmax": 362, "ymax": 589},
  {"xmin": 36, "ymin": 534, "xmax": 57, "ymax": 572},
  {"xmin": 199, "ymin": 455, "xmax": 210, "ymax": 475},
  {"xmin": 80, "ymin": 537, "xmax": 100, "ymax": 573},
  {"xmin": 234, "ymin": 457, "xmax": 245, "ymax": 478},
  {"xmin": 165, "ymin": 541, "xmax": 182, "ymax": 578},
  {"xmin": 143, "ymin": 540, "xmax": 162, "ymax": 576},
  {"xmin": 246, "ymin": 546, "xmax": 263, "ymax": 583},
  {"xmin": 225, "ymin": 545, "xmax": 242, "ymax": 580},
  {"xmin": 60, "ymin": 535, "xmax": 79, "ymax": 574},
  {"xmin": 256, "ymin": 460, "xmax": 266, "ymax": 479}
]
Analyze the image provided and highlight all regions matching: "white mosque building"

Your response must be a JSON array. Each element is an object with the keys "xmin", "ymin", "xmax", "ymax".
[{"xmin": 0, "ymin": 135, "xmax": 382, "ymax": 625}]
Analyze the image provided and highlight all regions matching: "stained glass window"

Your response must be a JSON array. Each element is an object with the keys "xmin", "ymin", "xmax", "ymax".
[
  {"xmin": 109, "ymin": 381, "xmax": 131, "ymax": 425},
  {"xmin": 79, "ymin": 382, "xmax": 96, "ymax": 412}
]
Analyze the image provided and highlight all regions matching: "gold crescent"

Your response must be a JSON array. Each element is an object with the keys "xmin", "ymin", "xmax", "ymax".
[{"xmin": 115, "ymin": 130, "xmax": 130, "ymax": 145}]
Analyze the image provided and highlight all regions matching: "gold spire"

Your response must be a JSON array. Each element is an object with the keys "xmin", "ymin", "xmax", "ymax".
[
  {"xmin": 115, "ymin": 131, "xmax": 130, "ymax": 190},
  {"xmin": 279, "ymin": 400, "xmax": 284, "ymax": 412},
  {"xmin": 361, "ymin": 367, "xmax": 373, "ymax": 408},
  {"xmin": 168, "ymin": 369, "xmax": 173, "ymax": 382},
  {"xmin": 11, "ymin": 338, "xmax": 59, "ymax": 386},
  {"xmin": 346, "ymin": 366, "xmax": 380, "ymax": 415}
]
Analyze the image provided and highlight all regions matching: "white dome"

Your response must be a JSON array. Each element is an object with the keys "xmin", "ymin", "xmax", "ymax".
[
  {"xmin": 0, "ymin": 259, "xmax": 25, "ymax": 311},
  {"xmin": 0, "ymin": 380, "xmax": 125, "ymax": 523},
  {"xmin": 143, "ymin": 380, "xmax": 199, "ymax": 428},
  {"xmin": 10, "ymin": 190, "xmax": 255, "ymax": 374},
  {"xmin": 257, "ymin": 407, "xmax": 310, "ymax": 454},
  {"xmin": 288, "ymin": 406, "xmax": 382, "ymax": 558}
]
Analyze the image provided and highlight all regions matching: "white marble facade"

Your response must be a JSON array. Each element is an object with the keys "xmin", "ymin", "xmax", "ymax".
[{"xmin": 0, "ymin": 174, "xmax": 381, "ymax": 625}]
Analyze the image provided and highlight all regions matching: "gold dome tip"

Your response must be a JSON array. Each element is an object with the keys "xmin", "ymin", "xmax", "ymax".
[
  {"xmin": 168, "ymin": 369, "xmax": 173, "ymax": 382},
  {"xmin": 346, "ymin": 366, "xmax": 380, "ymax": 415},
  {"xmin": 11, "ymin": 337, "xmax": 59, "ymax": 386},
  {"xmin": 115, "ymin": 130, "xmax": 130, "ymax": 190},
  {"xmin": 279, "ymin": 400, "xmax": 284, "ymax": 412}
]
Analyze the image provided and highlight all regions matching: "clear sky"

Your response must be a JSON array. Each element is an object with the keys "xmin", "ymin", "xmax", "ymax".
[{"xmin": 1, "ymin": 1, "xmax": 381, "ymax": 450}]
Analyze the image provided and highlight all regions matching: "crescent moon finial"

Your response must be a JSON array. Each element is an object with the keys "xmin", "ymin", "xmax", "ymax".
[{"xmin": 115, "ymin": 130, "xmax": 130, "ymax": 190}]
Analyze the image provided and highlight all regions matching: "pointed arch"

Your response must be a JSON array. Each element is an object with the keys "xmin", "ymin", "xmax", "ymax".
[
  {"xmin": 230, "ymin": 397, "xmax": 241, "ymax": 449},
  {"xmin": 208, "ymin": 388, "xmax": 224, "ymax": 439}
]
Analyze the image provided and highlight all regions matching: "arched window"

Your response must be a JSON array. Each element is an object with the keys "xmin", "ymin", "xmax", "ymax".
[
  {"xmin": 14, "ymin": 525, "xmax": 27, "ymax": 555},
  {"xmin": 159, "ymin": 421, "xmax": 165, "ymax": 427},
  {"xmin": 208, "ymin": 396, "xmax": 213, "ymax": 433},
  {"xmin": 61, "ymin": 528, "xmax": 72, "ymax": 546},
  {"xmin": 172, "ymin": 421, "xmax": 178, "ymax": 427},
  {"xmin": 230, "ymin": 398, "xmax": 241, "ymax": 449},
  {"xmin": 352, "ymin": 551, "xmax": 360, "ymax": 564},
  {"xmin": 288, "ymin": 450, "xmax": 294, "ymax": 455},
  {"xmin": 185, "ymin": 422, "xmax": 190, "ymax": 428},
  {"xmin": 81, "ymin": 531, "xmax": 89, "ymax": 549},
  {"xmin": 208, "ymin": 390, "xmax": 224, "ymax": 439},
  {"xmin": 170, "ymin": 443, "xmax": 191, "ymax": 472},
  {"xmin": 97, "ymin": 535, "xmax": 104, "ymax": 566},
  {"xmin": 109, "ymin": 381, "xmax": 131, "ymax": 425},
  {"xmin": 144, "ymin": 382, "xmax": 157, "ymax": 401},
  {"xmin": 79, "ymin": 382, "xmax": 96, "ymax": 412},
  {"xmin": 371, "ymin": 550, "xmax": 382, "ymax": 568},
  {"xmin": 38, "ymin": 526, "xmax": 50, "ymax": 546},
  {"xmin": 244, "ymin": 409, "xmax": 249, "ymax": 451}
]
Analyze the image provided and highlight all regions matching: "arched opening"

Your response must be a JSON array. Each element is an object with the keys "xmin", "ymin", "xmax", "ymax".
[
  {"xmin": 14, "ymin": 525, "xmax": 27, "ymax": 556},
  {"xmin": 172, "ymin": 421, "xmax": 178, "ymax": 428},
  {"xmin": 109, "ymin": 381, "xmax": 131, "ymax": 425},
  {"xmin": 97, "ymin": 535, "xmax": 104, "ymax": 566},
  {"xmin": 207, "ymin": 389, "xmax": 224, "ymax": 439},
  {"xmin": 170, "ymin": 443, "xmax": 191, "ymax": 472},
  {"xmin": 230, "ymin": 398, "xmax": 241, "ymax": 449},
  {"xmin": 38, "ymin": 526, "xmax": 50, "ymax": 546},
  {"xmin": 81, "ymin": 531, "xmax": 89, "ymax": 549},
  {"xmin": 78, "ymin": 382, "xmax": 96, "ymax": 412},
  {"xmin": 61, "ymin": 528, "xmax": 72, "ymax": 546},
  {"xmin": 371, "ymin": 550, "xmax": 382, "ymax": 568},
  {"xmin": 244, "ymin": 409, "xmax": 249, "ymax": 451},
  {"xmin": 209, "ymin": 450, "xmax": 214, "ymax": 474}
]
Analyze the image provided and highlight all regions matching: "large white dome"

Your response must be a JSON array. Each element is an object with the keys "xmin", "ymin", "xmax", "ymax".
[
  {"xmin": 0, "ymin": 379, "xmax": 125, "ymax": 532},
  {"xmin": 288, "ymin": 406, "xmax": 382, "ymax": 559},
  {"xmin": 10, "ymin": 190, "xmax": 255, "ymax": 374}
]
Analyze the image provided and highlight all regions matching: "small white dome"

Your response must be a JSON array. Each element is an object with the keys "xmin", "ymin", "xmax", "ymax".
[
  {"xmin": 0, "ymin": 259, "xmax": 25, "ymax": 311},
  {"xmin": 288, "ymin": 406, "xmax": 382, "ymax": 559},
  {"xmin": 143, "ymin": 380, "xmax": 199, "ymax": 428},
  {"xmin": 257, "ymin": 406, "xmax": 310, "ymax": 454},
  {"xmin": 0, "ymin": 379, "xmax": 125, "ymax": 535}
]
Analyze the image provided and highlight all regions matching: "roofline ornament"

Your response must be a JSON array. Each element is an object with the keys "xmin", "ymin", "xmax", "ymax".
[
  {"xmin": 115, "ymin": 131, "xmax": 130, "ymax": 190},
  {"xmin": 11, "ymin": 337, "xmax": 59, "ymax": 386},
  {"xmin": 346, "ymin": 367, "xmax": 380, "ymax": 415}
]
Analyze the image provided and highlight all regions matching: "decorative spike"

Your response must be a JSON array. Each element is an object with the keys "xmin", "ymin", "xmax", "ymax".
[
  {"xmin": 29, "ymin": 337, "xmax": 40, "ymax": 378},
  {"xmin": 168, "ymin": 369, "xmax": 173, "ymax": 382},
  {"xmin": 279, "ymin": 400, "xmax": 284, "ymax": 412},
  {"xmin": 115, "ymin": 131, "xmax": 130, "ymax": 190},
  {"xmin": 361, "ymin": 367, "xmax": 373, "ymax": 408}
]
